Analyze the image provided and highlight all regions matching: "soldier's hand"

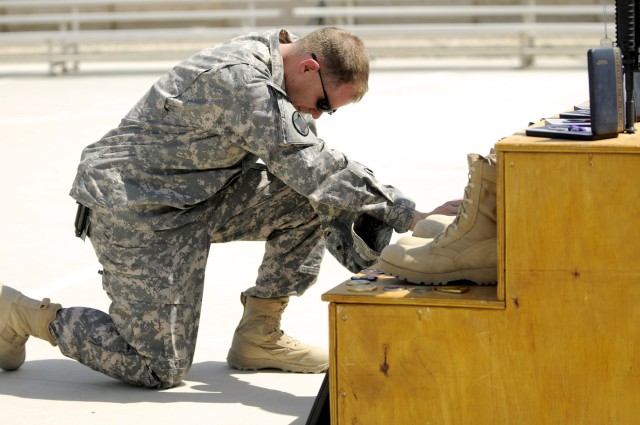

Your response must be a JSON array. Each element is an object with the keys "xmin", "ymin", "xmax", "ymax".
[
  {"xmin": 428, "ymin": 199, "xmax": 461, "ymax": 216},
  {"xmin": 409, "ymin": 200, "xmax": 461, "ymax": 231}
]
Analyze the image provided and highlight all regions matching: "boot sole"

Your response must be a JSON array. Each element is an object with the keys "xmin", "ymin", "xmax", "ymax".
[
  {"xmin": 227, "ymin": 352, "xmax": 328, "ymax": 374},
  {"xmin": 376, "ymin": 259, "xmax": 497, "ymax": 286}
]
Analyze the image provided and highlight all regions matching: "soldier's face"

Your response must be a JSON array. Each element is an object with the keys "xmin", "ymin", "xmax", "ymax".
[
  {"xmin": 307, "ymin": 81, "xmax": 355, "ymax": 119},
  {"xmin": 286, "ymin": 58, "xmax": 357, "ymax": 119}
]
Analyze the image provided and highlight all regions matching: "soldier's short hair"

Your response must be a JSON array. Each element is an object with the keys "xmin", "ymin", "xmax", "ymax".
[{"xmin": 293, "ymin": 27, "xmax": 369, "ymax": 102}]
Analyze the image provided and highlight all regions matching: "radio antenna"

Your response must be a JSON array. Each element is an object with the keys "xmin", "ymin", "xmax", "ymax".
[
  {"xmin": 615, "ymin": 0, "xmax": 638, "ymax": 132},
  {"xmin": 602, "ymin": 0, "xmax": 613, "ymax": 46}
]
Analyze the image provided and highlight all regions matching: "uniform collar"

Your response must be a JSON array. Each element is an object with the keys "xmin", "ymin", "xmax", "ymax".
[{"xmin": 270, "ymin": 29, "xmax": 296, "ymax": 92}]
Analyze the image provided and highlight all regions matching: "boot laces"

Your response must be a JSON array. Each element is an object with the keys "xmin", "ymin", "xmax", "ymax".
[
  {"xmin": 277, "ymin": 333, "xmax": 302, "ymax": 349},
  {"xmin": 265, "ymin": 302, "xmax": 302, "ymax": 348},
  {"xmin": 265, "ymin": 303, "xmax": 285, "ymax": 337},
  {"xmin": 434, "ymin": 170, "xmax": 475, "ymax": 242}
]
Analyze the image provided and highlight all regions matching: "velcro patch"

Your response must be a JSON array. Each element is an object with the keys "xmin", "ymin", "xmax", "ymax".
[{"xmin": 291, "ymin": 111, "xmax": 310, "ymax": 136}]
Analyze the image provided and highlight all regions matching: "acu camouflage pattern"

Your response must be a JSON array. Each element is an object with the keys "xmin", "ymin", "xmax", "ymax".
[
  {"xmin": 55, "ymin": 166, "xmax": 324, "ymax": 388},
  {"xmin": 69, "ymin": 28, "xmax": 414, "ymax": 233},
  {"xmin": 58, "ymin": 28, "xmax": 415, "ymax": 388}
]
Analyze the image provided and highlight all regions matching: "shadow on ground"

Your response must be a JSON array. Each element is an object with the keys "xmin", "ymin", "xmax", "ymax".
[{"xmin": 0, "ymin": 359, "xmax": 319, "ymax": 423}]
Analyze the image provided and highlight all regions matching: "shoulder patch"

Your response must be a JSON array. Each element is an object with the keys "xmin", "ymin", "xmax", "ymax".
[{"xmin": 291, "ymin": 111, "xmax": 310, "ymax": 136}]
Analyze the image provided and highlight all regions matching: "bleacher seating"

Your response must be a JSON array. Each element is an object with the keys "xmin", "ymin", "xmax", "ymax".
[{"xmin": 0, "ymin": 0, "xmax": 614, "ymax": 74}]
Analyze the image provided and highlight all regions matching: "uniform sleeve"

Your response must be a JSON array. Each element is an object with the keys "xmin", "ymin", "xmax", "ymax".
[{"xmin": 229, "ymin": 67, "xmax": 415, "ymax": 233}]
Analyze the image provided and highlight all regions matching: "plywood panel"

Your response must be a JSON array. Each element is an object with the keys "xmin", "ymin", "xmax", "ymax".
[
  {"xmin": 503, "ymin": 152, "xmax": 640, "ymax": 272},
  {"xmin": 333, "ymin": 304, "xmax": 505, "ymax": 424},
  {"xmin": 498, "ymin": 270, "xmax": 640, "ymax": 424}
]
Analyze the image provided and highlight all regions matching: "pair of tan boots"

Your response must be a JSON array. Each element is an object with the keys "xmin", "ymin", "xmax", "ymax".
[
  {"xmin": 0, "ymin": 286, "xmax": 327, "ymax": 375},
  {"xmin": 377, "ymin": 153, "xmax": 498, "ymax": 285}
]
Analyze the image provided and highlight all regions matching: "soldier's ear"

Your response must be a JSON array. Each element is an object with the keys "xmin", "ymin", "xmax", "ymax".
[{"xmin": 298, "ymin": 57, "xmax": 319, "ymax": 74}]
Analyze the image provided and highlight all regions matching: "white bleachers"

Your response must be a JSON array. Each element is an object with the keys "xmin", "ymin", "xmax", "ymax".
[
  {"xmin": 291, "ymin": 2, "xmax": 613, "ymax": 67},
  {"xmin": 0, "ymin": 0, "xmax": 287, "ymax": 73},
  {"xmin": 0, "ymin": 0, "xmax": 614, "ymax": 73}
]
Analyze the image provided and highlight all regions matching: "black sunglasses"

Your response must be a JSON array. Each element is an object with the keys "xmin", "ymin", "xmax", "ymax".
[{"xmin": 311, "ymin": 53, "xmax": 336, "ymax": 115}]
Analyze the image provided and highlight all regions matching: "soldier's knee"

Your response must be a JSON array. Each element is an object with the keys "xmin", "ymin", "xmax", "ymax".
[{"xmin": 153, "ymin": 366, "xmax": 189, "ymax": 389}]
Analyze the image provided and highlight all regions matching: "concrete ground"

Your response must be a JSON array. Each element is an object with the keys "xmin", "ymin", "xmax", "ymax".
[{"xmin": 0, "ymin": 56, "xmax": 588, "ymax": 424}]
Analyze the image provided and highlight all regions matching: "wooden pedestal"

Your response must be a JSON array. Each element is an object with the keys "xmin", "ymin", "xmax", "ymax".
[{"xmin": 322, "ymin": 124, "xmax": 640, "ymax": 424}]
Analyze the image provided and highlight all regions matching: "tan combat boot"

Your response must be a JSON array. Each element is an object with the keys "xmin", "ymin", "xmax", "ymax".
[
  {"xmin": 227, "ymin": 294, "xmax": 328, "ymax": 373},
  {"xmin": 0, "ymin": 284, "xmax": 62, "ymax": 371},
  {"xmin": 377, "ymin": 153, "xmax": 497, "ymax": 285}
]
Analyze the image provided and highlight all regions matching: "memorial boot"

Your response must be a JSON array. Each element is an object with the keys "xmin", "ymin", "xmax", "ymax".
[
  {"xmin": 377, "ymin": 153, "xmax": 498, "ymax": 285},
  {"xmin": 0, "ymin": 284, "xmax": 62, "ymax": 371},
  {"xmin": 227, "ymin": 294, "xmax": 328, "ymax": 373}
]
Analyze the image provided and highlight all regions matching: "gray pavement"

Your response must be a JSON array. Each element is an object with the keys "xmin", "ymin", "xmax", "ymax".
[{"xmin": 0, "ymin": 57, "xmax": 588, "ymax": 424}]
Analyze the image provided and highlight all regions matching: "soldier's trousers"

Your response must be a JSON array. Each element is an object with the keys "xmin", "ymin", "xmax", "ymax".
[{"xmin": 49, "ymin": 167, "xmax": 325, "ymax": 388}]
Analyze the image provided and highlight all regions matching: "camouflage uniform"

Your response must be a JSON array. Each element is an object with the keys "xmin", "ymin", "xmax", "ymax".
[{"xmin": 51, "ymin": 29, "xmax": 415, "ymax": 388}]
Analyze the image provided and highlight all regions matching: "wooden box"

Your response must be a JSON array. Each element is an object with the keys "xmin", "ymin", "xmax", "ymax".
[{"xmin": 322, "ymin": 126, "xmax": 640, "ymax": 424}]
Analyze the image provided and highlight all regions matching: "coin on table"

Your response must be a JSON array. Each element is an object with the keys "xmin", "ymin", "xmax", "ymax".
[
  {"xmin": 382, "ymin": 284, "xmax": 406, "ymax": 292},
  {"xmin": 347, "ymin": 279, "xmax": 373, "ymax": 286},
  {"xmin": 347, "ymin": 284, "xmax": 378, "ymax": 292},
  {"xmin": 409, "ymin": 286, "xmax": 433, "ymax": 293}
]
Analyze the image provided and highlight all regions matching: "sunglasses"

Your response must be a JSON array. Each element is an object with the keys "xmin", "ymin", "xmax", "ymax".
[{"xmin": 311, "ymin": 53, "xmax": 336, "ymax": 115}]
